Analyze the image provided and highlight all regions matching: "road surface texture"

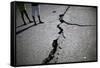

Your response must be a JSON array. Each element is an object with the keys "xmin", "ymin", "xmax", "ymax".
[{"xmin": 16, "ymin": 3, "xmax": 97, "ymax": 65}]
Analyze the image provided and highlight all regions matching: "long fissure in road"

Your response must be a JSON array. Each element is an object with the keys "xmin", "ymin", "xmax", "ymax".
[{"xmin": 41, "ymin": 6, "xmax": 96, "ymax": 64}]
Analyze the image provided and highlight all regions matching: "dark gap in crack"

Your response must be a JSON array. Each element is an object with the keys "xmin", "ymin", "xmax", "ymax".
[
  {"xmin": 59, "ymin": 18, "xmax": 96, "ymax": 27},
  {"xmin": 42, "ymin": 38, "xmax": 59, "ymax": 64},
  {"xmin": 57, "ymin": 23, "xmax": 66, "ymax": 39},
  {"xmin": 41, "ymin": 22, "xmax": 66, "ymax": 64},
  {"xmin": 57, "ymin": 23, "xmax": 63, "ymax": 34}
]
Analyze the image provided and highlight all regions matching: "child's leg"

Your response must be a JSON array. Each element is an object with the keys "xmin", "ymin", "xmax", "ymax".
[
  {"xmin": 32, "ymin": 6, "xmax": 37, "ymax": 25},
  {"xmin": 36, "ymin": 5, "xmax": 44, "ymax": 23}
]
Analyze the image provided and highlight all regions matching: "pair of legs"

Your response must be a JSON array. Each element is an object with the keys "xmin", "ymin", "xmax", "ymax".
[
  {"xmin": 20, "ymin": 10, "xmax": 32, "ymax": 25},
  {"xmin": 32, "ymin": 5, "xmax": 44, "ymax": 25}
]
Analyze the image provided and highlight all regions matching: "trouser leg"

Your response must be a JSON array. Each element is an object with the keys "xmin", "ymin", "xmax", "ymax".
[
  {"xmin": 24, "ymin": 10, "xmax": 32, "ymax": 23},
  {"xmin": 32, "ymin": 16, "xmax": 37, "ymax": 25},
  {"xmin": 38, "ymin": 15, "xmax": 44, "ymax": 24},
  {"xmin": 21, "ymin": 11, "xmax": 27, "ymax": 25},
  {"xmin": 35, "ymin": 5, "xmax": 44, "ymax": 24},
  {"xmin": 32, "ymin": 5, "xmax": 44, "ymax": 24}
]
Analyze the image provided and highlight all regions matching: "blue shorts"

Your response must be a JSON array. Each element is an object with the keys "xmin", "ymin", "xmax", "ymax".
[{"xmin": 32, "ymin": 5, "xmax": 39, "ymax": 16}]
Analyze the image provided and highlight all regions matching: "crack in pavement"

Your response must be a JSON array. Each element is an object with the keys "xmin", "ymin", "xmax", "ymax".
[
  {"xmin": 42, "ymin": 6, "xmax": 96, "ymax": 64},
  {"xmin": 59, "ymin": 6, "xmax": 96, "ymax": 27},
  {"xmin": 42, "ymin": 38, "xmax": 59, "ymax": 64},
  {"xmin": 57, "ymin": 23, "xmax": 66, "ymax": 39},
  {"xmin": 41, "ymin": 6, "xmax": 70, "ymax": 64}
]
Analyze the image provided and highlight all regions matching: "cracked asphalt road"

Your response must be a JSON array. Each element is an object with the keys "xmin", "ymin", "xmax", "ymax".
[{"xmin": 16, "ymin": 4, "xmax": 97, "ymax": 65}]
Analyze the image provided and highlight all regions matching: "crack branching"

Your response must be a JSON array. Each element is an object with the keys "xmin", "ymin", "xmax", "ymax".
[
  {"xmin": 42, "ymin": 6, "xmax": 96, "ymax": 64},
  {"xmin": 59, "ymin": 16, "xmax": 96, "ymax": 27},
  {"xmin": 59, "ymin": 6, "xmax": 96, "ymax": 27}
]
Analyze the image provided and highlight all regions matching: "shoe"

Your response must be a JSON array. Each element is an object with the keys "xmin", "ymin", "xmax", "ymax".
[
  {"xmin": 32, "ymin": 16, "xmax": 37, "ymax": 25},
  {"xmin": 38, "ymin": 15, "xmax": 44, "ymax": 24},
  {"xmin": 39, "ymin": 21, "xmax": 44, "ymax": 24},
  {"xmin": 29, "ymin": 21, "xmax": 33, "ymax": 23},
  {"xmin": 24, "ymin": 23, "xmax": 27, "ymax": 25}
]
